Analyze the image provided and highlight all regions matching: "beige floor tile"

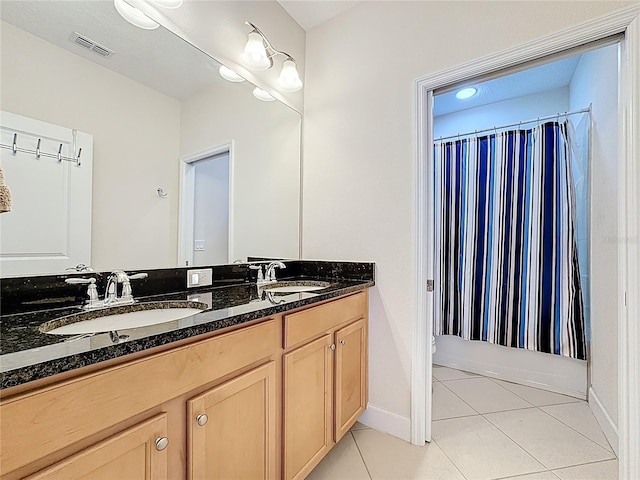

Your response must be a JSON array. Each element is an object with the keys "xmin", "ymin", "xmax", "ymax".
[
  {"xmin": 485, "ymin": 408, "xmax": 615, "ymax": 470},
  {"xmin": 553, "ymin": 459, "xmax": 618, "ymax": 480},
  {"xmin": 501, "ymin": 472, "xmax": 559, "ymax": 480},
  {"xmin": 305, "ymin": 432, "xmax": 370, "ymax": 480},
  {"xmin": 493, "ymin": 379, "xmax": 581, "ymax": 407},
  {"xmin": 431, "ymin": 415, "xmax": 544, "ymax": 480},
  {"xmin": 350, "ymin": 421, "xmax": 370, "ymax": 431},
  {"xmin": 432, "ymin": 365, "xmax": 479, "ymax": 381},
  {"xmin": 432, "ymin": 381, "xmax": 477, "ymax": 420},
  {"xmin": 443, "ymin": 377, "xmax": 533, "ymax": 414},
  {"xmin": 352, "ymin": 428, "xmax": 464, "ymax": 480},
  {"xmin": 540, "ymin": 402, "xmax": 612, "ymax": 451}
]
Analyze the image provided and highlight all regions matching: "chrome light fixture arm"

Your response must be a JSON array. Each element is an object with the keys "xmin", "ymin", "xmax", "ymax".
[{"xmin": 244, "ymin": 21, "xmax": 296, "ymax": 64}]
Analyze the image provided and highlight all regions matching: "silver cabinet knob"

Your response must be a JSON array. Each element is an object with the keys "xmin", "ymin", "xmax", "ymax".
[
  {"xmin": 329, "ymin": 344, "xmax": 336, "ymax": 351},
  {"xmin": 340, "ymin": 340, "xmax": 346, "ymax": 345},
  {"xmin": 196, "ymin": 414, "xmax": 208, "ymax": 426},
  {"xmin": 155, "ymin": 437, "xmax": 169, "ymax": 451}
]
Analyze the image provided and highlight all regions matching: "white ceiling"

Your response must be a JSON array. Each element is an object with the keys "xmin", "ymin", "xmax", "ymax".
[
  {"xmin": 434, "ymin": 55, "xmax": 582, "ymax": 117},
  {"xmin": 276, "ymin": 0, "xmax": 362, "ymax": 31},
  {"xmin": 0, "ymin": 0, "xmax": 223, "ymax": 100},
  {"xmin": 2, "ymin": 0, "xmax": 582, "ymax": 110}
]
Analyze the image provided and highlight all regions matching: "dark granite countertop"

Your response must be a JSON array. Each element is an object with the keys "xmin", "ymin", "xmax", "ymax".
[{"xmin": 1, "ymin": 273, "xmax": 373, "ymax": 390}]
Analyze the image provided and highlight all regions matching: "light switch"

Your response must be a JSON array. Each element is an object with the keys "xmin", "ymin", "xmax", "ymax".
[
  {"xmin": 191, "ymin": 273, "xmax": 199, "ymax": 285},
  {"xmin": 194, "ymin": 240, "xmax": 205, "ymax": 251}
]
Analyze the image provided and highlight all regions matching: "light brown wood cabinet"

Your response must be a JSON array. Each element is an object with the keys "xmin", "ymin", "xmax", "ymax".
[
  {"xmin": 334, "ymin": 318, "xmax": 367, "ymax": 441},
  {"xmin": 283, "ymin": 334, "xmax": 334, "ymax": 480},
  {"xmin": 25, "ymin": 414, "xmax": 169, "ymax": 480},
  {"xmin": 283, "ymin": 292, "xmax": 368, "ymax": 480},
  {"xmin": 187, "ymin": 361, "xmax": 277, "ymax": 480},
  {"xmin": 1, "ymin": 319, "xmax": 279, "ymax": 480},
  {"xmin": 0, "ymin": 290, "xmax": 369, "ymax": 480}
]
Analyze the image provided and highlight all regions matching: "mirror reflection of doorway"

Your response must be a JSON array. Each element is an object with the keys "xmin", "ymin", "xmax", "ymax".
[
  {"xmin": 192, "ymin": 152, "xmax": 230, "ymax": 266},
  {"xmin": 179, "ymin": 144, "xmax": 232, "ymax": 267}
]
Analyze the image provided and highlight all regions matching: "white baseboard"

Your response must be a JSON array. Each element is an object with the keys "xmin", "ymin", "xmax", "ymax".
[
  {"xmin": 359, "ymin": 402, "xmax": 411, "ymax": 442},
  {"xmin": 588, "ymin": 387, "xmax": 619, "ymax": 456},
  {"xmin": 434, "ymin": 336, "xmax": 587, "ymax": 399}
]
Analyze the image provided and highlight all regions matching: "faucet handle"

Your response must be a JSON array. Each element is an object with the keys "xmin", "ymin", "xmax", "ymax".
[
  {"xmin": 65, "ymin": 277, "xmax": 96, "ymax": 285},
  {"xmin": 249, "ymin": 265, "xmax": 265, "ymax": 283},
  {"xmin": 65, "ymin": 277, "xmax": 100, "ymax": 309},
  {"xmin": 120, "ymin": 273, "xmax": 147, "ymax": 301},
  {"xmin": 128, "ymin": 273, "xmax": 148, "ymax": 281}
]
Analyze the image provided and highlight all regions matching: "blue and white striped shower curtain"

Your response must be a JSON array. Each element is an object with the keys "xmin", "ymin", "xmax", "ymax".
[{"xmin": 433, "ymin": 121, "xmax": 586, "ymax": 360}]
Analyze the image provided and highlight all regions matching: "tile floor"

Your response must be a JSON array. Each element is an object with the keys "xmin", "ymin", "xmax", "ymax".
[{"xmin": 307, "ymin": 366, "xmax": 616, "ymax": 480}]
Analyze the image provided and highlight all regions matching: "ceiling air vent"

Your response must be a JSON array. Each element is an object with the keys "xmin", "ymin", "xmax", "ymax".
[{"xmin": 69, "ymin": 32, "xmax": 114, "ymax": 58}]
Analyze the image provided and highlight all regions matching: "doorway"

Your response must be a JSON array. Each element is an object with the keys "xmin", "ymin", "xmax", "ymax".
[
  {"xmin": 178, "ymin": 144, "xmax": 233, "ymax": 267},
  {"xmin": 412, "ymin": 8, "xmax": 640, "ymax": 478}
]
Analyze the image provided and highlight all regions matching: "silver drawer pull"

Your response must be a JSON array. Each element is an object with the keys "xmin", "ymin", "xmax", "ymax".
[
  {"xmin": 155, "ymin": 437, "xmax": 169, "ymax": 451},
  {"xmin": 340, "ymin": 340, "xmax": 346, "ymax": 345},
  {"xmin": 329, "ymin": 344, "xmax": 336, "ymax": 351},
  {"xmin": 196, "ymin": 414, "xmax": 209, "ymax": 426}
]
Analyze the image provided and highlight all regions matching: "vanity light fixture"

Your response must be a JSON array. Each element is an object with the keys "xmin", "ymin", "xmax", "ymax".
[
  {"xmin": 456, "ymin": 87, "xmax": 478, "ymax": 99},
  {"xmin": 219, "ymin": 65, "xmax": 245, "ymax": 83},
  {"xmin": 113, "ymin": 0, "xmax": 159, "ymax": 30},
  {"xmin": 252, "ymin": 87, "xmax": 276, "ymax": 102},
  {"xmin": 241, "ymin": 21, "xmax": 303, "ymax": 92}
]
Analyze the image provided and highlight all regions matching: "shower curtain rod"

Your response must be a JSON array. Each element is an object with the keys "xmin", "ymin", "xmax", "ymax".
[{"xmin": 434, "ymin": 106, "xmax": 591, "ymax": 143}]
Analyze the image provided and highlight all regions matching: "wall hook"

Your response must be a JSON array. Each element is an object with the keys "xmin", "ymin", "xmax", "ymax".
[
  {"xmin": 57, "ymin": 144, "xmax": 63, "ymax": 162},
  {"xmin": 156, "ymin": 188, "xmax": 168, "ymax": 198},
  {"xmin": 36, "ymin": 138, "xmax": 41, "ymax": 158},
  {"xmin": 12, "ymin": 133, "xmax": 17, "ymax": 154}
]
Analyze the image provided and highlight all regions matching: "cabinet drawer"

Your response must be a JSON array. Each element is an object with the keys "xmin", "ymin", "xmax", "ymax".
[
  {"xmin": 0, "ymin": 319, "xmax": 278, "ymax": 476},
  {"xmin": 283, "ymin": 293, "xmax": 366, "ymax": 348}
]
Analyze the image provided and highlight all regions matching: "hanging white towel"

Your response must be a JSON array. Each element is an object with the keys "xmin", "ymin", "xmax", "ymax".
[{"xmin": 0, "ymin": 165, "xmax": 12, "ymax": 213}]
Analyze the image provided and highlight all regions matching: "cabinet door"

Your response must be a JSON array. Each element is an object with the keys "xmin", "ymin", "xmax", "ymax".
[
  {"xmin": 187, "ymin": 361, "xmax": 277, "ymax": 480},
  {"xmin": 283, "ymin": 334, "xmax": 333, "ymax": 480},
  {"xmin": 25, "ymin": 414, "xmax": 168, "ymax": 480},
  {"xmin": 335, "ymin": 319, "xmax": 367, "ymax": 441}
]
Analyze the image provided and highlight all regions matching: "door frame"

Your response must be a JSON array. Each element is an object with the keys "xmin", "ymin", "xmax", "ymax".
[
  {"xmin": 178, "ymin": 141, "xmax": 234, "ymax": 266},
  {"xmin": 412, "ymin": 6, "xmax": 640, "ymax": 478}
]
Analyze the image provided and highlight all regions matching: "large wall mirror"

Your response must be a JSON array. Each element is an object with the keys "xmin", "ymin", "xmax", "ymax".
[{"xmin": 0, "ymin": 0, "xmax": 301, "ymax": 277}]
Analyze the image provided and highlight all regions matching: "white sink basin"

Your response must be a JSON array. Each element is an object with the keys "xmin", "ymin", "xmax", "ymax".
[
  {"xmin": 262, "ymin": 281, "xmax": 330, "ymax": 294},
  {"xmin": 41, "ymin": 302, "xmax": 206, "ymax": 335},
  {"xmin": 264, "ymin": 285, "xmax": 327, "ymax": 293}
]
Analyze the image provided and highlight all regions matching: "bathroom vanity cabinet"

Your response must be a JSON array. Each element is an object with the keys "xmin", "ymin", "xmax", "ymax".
[
  {"xmin": 0, "ymin": 290, "xmax": 368, "ymax": 480},
  {"xmin": 283, "ymin": 292, "xmax": 368, "ymax": 480}
]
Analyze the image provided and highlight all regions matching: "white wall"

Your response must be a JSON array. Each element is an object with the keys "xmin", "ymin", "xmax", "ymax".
[
  {"xmin": 302, "ymin": 0, "xmax": 634, "ymax": 438},
  {"xmin": 1, "ymin": 22, "xmax": 181, "ymax": 272},
  {"xmin": 136, "ymin": 0, "xmax": 306, "ymax": 112},
  {"xmin": 434, "ymin": 87, "xmax": 569, "ymax": 138},
  {"xmin": 180, "ymin": 79, "xmax": 301, "ymax": 262},
  {"xmin": 569, "ymin": 44, "xmax": 620, "ymax": 449}
]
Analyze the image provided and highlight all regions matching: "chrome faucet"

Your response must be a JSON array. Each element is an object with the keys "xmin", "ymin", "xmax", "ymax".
[
  {"xmin": 65, "ymin": 277, "xmax": 101, "ymax": 310},
  {"xmin": 264, "ymin": 261, "xmax": 286, "ymax": 283},
  {"xmin": 104, "ymin": 270, "xmax": 148, "ymax": 306}
]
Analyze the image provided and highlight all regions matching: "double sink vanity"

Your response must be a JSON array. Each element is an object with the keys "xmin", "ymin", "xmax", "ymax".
[{"xmin": 0, "ymin": 260, "xmax": 374, "ymax": 479}]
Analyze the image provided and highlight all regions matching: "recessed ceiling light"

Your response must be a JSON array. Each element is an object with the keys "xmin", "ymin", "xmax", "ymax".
[
  {"xmin": 148, "ymin": 0, "xmax": 183, "ymax": 8},
  {"xmin": 456, "ymin": 87, "xmax": 477, "ymax": 100},
  {"xmin": 113, "ymin": 0, "xmax": 159, "ymax": 30},
  {"xmin": 252, "ymin": 87, "xmax": 275, "ymax": 102},
  {"xmin": 219, "ymin": 65, "xmax": 245, "ymax": 83}
]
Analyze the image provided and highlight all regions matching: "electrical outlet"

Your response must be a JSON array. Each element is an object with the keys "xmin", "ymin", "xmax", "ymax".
[
  {"xmin": 187, "ymin": 292, "xmax": 212, "ymax": 308},
  {"xmin": 187, "ymin": 268, "xmax": 212, "ymax": 288}
]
